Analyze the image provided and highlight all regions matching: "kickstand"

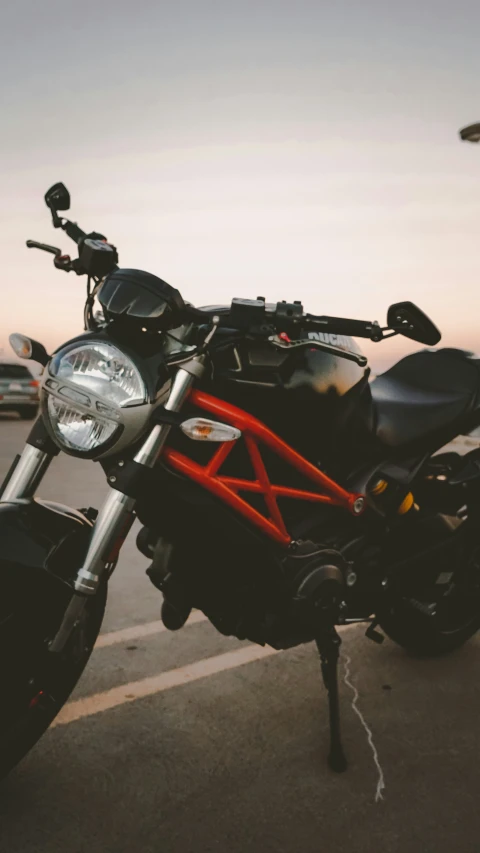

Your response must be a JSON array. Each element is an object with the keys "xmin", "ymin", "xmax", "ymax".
[{"xmin": 315, "ymin": 628, "xmax": 348, "ymax": 773}]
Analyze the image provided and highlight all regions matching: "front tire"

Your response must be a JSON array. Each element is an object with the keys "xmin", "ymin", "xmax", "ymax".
[{"xmin": 0, "ymin": 583, "xmax": 107, "ymax": 779}]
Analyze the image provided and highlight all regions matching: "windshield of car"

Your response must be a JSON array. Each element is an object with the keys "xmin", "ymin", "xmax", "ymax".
[{"xmin": 0, "ymin": 364, "xmax": 32, "ymax": 378}]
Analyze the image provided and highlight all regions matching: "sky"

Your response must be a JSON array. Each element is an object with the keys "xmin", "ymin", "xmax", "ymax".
[{"xmin": 1, "ymin": 0, "xmax": 480, "ymax": 372}]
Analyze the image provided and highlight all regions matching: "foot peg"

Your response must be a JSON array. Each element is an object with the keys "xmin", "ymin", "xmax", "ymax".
[
  {"xmin": 316, "ymin": 628, "xmax": 348, "ymax": 773},
  {"xmin": 365, "ymin": 619, "xmax": 385, "ymax": 644},
  {"xmin": 161, "ymin": 599, "xmax": 192, "ymax": 631},
  {"xmin": 144, "ymin": 534, "xmax": 193, "ymax": 631}
]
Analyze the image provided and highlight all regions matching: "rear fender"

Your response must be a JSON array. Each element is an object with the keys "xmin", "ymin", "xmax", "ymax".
[
  {"xmin": 414, "ymin": 447, "xmax": 480, "ymax": 515},
  {"xmin": 383, "ymin": 512, "xmax": 477, "ymax": 593}
]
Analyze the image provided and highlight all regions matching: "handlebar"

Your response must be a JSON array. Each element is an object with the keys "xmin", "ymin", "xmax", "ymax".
[
  {"xmin": 189, "ymin": 299, "xmax": 383, "ymax": 368},
  {"xmin": 304, "ymin": 314, "xmax": 383, "ymax": 342},
  {"xmin": 191, "ymin": 299, "xmax": 384, "ymax": 342},
  {"xmin": 27, "ymin": 223, "xmax": 118, "ymax": 279}
]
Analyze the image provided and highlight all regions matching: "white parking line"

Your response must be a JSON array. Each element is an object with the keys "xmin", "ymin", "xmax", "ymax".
[
  {"xmin": 95, "ymin": 610, "xmax": 208, "ymax": 648},
  {"xmin": 53, "ymin": 644, "xmax": 280, "ymax": 727},
  {"xmin": 54, "ymin": 622, "xmax": 365, "ymax": 728}
]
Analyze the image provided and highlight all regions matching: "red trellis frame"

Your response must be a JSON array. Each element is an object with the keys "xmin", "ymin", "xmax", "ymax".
[{"xmin": 163, "ymin": 389, "xmax": 364, "ymax": 547}]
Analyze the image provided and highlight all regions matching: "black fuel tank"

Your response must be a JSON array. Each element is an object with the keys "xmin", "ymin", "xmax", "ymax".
[{"xmin": 204, "ymin": 333, "xmax": 372, "ymax": 465}]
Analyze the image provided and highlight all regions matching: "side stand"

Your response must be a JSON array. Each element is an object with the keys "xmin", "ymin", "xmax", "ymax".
[{"xmin": 315, "ymin": 628, "xmax": 348, "ymax": 773}]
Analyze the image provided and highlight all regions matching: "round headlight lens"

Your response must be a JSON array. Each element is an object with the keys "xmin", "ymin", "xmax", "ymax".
[
  {"xmin": 45, "ymin": 342, "xmax": 148, "ymax": 454},
  {"xmin": 47, "ymin": 395, "xmax": 119, "ymax": 453},
  {"xmin": 50, "ymin": 342, "xmax": 146, "ymax": 407}
]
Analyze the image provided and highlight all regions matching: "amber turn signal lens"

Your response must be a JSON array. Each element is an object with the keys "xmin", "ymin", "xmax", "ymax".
[
  {"xmin": 180, "ymin": 417, "xmax": 241, "ymax": 442},
  {"xmin": 9, "ymin": 333, "xmax": 33, "ymax": 359}
]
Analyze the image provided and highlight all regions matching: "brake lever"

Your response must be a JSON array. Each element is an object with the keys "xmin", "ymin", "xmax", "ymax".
[{"xmin": 268, "ymin": 336, "xmax": 368, "ymax": 367}]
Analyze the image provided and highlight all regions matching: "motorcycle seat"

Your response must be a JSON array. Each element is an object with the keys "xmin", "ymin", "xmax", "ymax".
[{"xmin": 370, "ymin": 348, "xmax": 480, "ymax": 448}]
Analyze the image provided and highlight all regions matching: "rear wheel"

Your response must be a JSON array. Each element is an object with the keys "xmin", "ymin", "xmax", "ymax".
[
  {"xmin": 0, "ymin": 583, "xmax": 107, "ymax": 778},
  {"xmin": 379, "ymin": 546, "xmax": 480, "ymax": 656}
]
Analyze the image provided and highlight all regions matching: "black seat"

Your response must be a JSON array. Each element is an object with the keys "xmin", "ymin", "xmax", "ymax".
[{"xmin": 370, "ymin": 348, "xmax": 480, "ymax": 448}]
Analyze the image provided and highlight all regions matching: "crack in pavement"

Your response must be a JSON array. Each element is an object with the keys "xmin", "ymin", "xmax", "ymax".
[{"xmin": 343, "ymin": 652, "xmax": 386, "ymax": 803}]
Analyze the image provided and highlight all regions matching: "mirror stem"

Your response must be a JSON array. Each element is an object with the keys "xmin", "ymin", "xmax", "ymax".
[{"xmin": 48, "ymin": 205, "xmax": 63, "ymax": 229}]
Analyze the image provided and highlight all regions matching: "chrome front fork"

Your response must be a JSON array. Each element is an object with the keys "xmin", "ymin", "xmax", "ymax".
[
  {"xmin": 0, "ymin": 444, "xmax": 54, "ymax": 502},
  {"xmin": 73, "ymin": 360, "xmax": 199, "ymax": 596},
  {"xmin": 48, "ymin": 359, "xmax": 203, "ymax": 652}
]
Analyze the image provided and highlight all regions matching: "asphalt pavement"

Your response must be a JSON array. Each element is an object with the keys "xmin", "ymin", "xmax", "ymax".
[{"xmin": 0, "ymin": 414, "xmax": 479, "ymax": 853}]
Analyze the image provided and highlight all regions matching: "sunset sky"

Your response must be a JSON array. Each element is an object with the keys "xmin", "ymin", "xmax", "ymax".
[{"xmin": 2, "ymin": 0, "xmax": 480, "ymax": 372}]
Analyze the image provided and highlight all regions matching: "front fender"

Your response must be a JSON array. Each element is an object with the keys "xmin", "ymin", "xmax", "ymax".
[{"xmin": 0, "ymin": 499, "xmax": 94, "ymax": 617}]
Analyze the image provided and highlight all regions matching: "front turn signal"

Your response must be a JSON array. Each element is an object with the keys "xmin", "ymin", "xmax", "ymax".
[
  {"xmin": 9, "ymin": 333, "xmax": 50, "ymax": 366},
  {"xmin": 180, "ymin": 417, "xmax": 241, "ymax": 442}
]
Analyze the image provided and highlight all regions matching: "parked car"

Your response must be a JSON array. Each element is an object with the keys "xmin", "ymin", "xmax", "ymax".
[{"xmin": 0, "ymin": 362, "xmax": 40, "ymax": 419}]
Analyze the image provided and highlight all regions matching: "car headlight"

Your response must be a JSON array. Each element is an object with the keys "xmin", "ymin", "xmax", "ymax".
[{"xmin": 42, "ymin": 341, "xmax": 150, "ymax": 457}]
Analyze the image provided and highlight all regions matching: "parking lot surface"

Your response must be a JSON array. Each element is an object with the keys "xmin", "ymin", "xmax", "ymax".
[{"xmin": 0, "ymin": 415, "xmax": 479, "ymax": 853}]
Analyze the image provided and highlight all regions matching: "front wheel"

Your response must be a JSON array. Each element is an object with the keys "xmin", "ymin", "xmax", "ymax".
[{"xmin": 0, "ymin": 584, "xmax": 107, "ymax": 779}]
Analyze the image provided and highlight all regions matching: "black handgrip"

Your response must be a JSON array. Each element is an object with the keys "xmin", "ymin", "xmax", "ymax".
[
  {"xmin": 63, "ymin": 219, "xmax": 86, "ymax": 244},
  {"xmin": 305, "ymin": 314, "xmax": 382, "ymax": 341}
]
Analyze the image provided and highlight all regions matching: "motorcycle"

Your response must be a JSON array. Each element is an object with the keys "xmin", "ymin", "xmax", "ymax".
[{"xmin": 1, "ymin": 181, "xmax": 480, "ymax": 778}]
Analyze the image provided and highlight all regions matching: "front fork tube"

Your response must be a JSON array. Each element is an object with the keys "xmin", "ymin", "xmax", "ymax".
[
  {"xmin": 50, "ymin": 360, "xmax": 202, "ymax": 653},
  {"xmin": 0, "ymin": 445, "xmax": 53, "ymax": 501},
  {"xmin": 0, "ymin": 417, "xmax": 60, "ymax": 502}
]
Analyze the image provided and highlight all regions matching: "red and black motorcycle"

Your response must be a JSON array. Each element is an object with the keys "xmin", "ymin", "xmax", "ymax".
[{"xmin": 2, "ymin": 182, "xmax": 480, "ymax": 777}]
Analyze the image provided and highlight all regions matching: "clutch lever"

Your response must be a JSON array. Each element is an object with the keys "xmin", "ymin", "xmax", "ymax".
[
  {"xmin": 268, "ymin": 335, "xmax": 368, "ymax": 367},
  {"xmin": 26, "ymin": 239, "xmax": 75, "ymax": 272},
  {"xmin": 26, "ymin": 239, "xmax": 62, "ymax": 256}
]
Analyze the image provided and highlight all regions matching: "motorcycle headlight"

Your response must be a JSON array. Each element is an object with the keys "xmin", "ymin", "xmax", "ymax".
[{"xmin": 42, "ymin": 342, "xmax": 150, "ymax": 457}]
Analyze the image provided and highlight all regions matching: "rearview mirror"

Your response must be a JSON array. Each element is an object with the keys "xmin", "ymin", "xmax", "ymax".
[
  {"xmin": 44, "ymin": 182, "xmax": 70, "ymax": 212},
  {"xmin": 387, "ymin": 301, "xmax": 441, "ymax": 346}
]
